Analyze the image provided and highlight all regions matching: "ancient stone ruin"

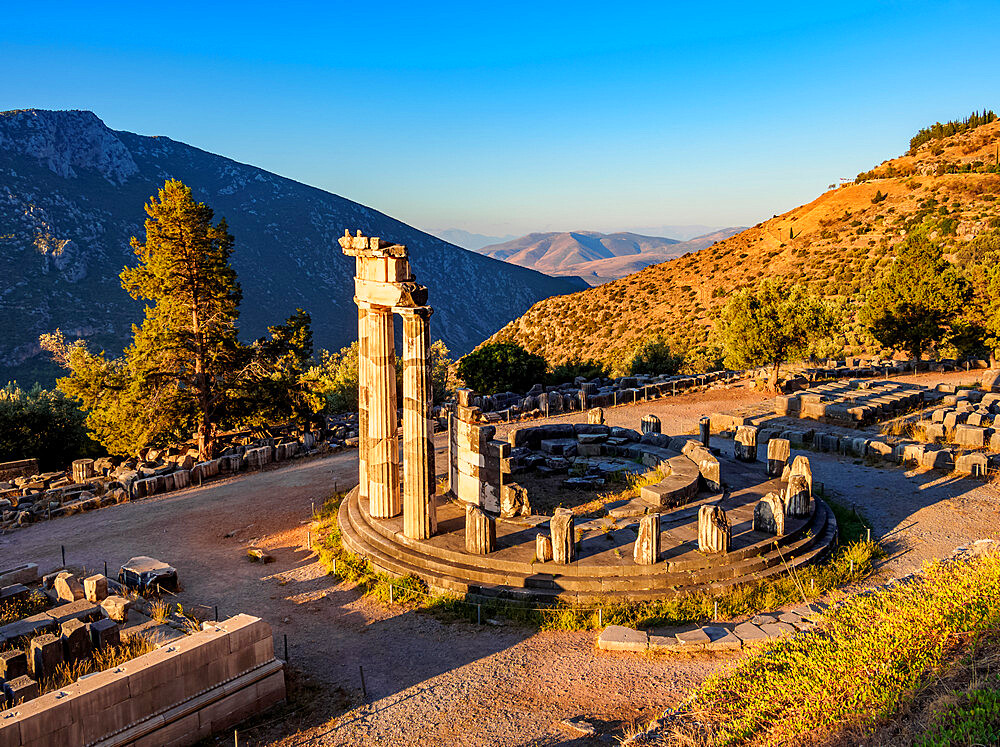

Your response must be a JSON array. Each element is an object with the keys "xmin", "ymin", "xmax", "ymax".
[{"xmin": 342, "ymin": 230, "xmax": 437, "ymax": 540}]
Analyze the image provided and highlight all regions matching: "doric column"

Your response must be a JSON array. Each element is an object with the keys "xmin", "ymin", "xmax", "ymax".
[
  {"xmin": 356, "ymin": 301, "xmax": 370, "ymax": 502},
  {"xmin": 401, "ymin": 306, "xmax": 436, "ymax": 539},
  {"xmin": 367, "ymin": 305, "xmax": 401, "ymax": 518}
]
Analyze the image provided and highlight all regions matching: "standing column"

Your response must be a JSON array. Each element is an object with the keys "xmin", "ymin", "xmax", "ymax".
[
  {"xmin": 356, "ymin": 302, "xmax": 370, "ymax": 502},
  {"xmin": 401, "ymin": 307, "xmax": 436, "ymax": 539},
  {"xmin": 367, "ymin": 306, "xmax": 401, "ymax": 518}
]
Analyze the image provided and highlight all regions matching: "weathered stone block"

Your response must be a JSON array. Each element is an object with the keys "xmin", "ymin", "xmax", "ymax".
[
  {"xmin": 100, "ymin": 595, "xmax": 132, "ymax": 623},
  {"xmin": 465, "ymin": 504, "xmax": 495, "ymax": 555},
  {"xmin": 789, "ymin": 455, "xmax": 812, "ymax": 494},
  {"xmin": 633, "ymin": 513, "xmax": 660, "ymax": 565},
  {"xmin": 54, "ymin": 572, "xmax": 85, "ymax": 603},
  {"xmin": 597, "ymin": 625, "xmax": 648, "ymax": 652},
  {"xmin": 956, "ymin": 452, "xmax": 988, "ymax": 477},
  {"xmin": 551, "ymin": 509, "xmax": 575, "ymax": 564},
  {"xmin": 89, "ymin": 618, "xmax": 120, "ymax": 650},
  {"xmin": 29, "ymin": 633, "xmax": 63, "ymax": 678},
  {"xmin": 61, "ymin": 618, "xmax": 92, "ymax": 661},
  {"xmin": 83, "ymin": 574, "xmax": 108, "ymax": 603},
  {"xmin": 640, "ymin": 414, "xmax": 661, "ymax": 434},
  {"xmin": 4, "ymin": 674, "xmax": 38, "ymax": 705},
  {"xmin": 753, "ymin": 493, "xmax": 785, "ymax": 535},
  {"xmin": 954, "ymin": 424, "xmax": 986, "ymax": 449},
  {"xmin": 0, "ymin": 562, "xmax": 39, "ymax": 586},
  {"xmin": 786, "ymin": 473, "xmax": 811, "ymax": 517},
  {"xmin": 535, "ymin": 533, "xmax": 553, "ymax": 562},
  {"xmin": 0, "ymin": 648, "xmax": 28, "ymax": 680},
  {"xmin": 766, "ymin": 438, "xmax": 790, "ymax": 477},
  {"xmin": 698, "ymin": 504, "xmax": 731, "ymax": 553},
  {"xmin": 587, "ymin": 407, "xmax": 605, "ymax": 425},
  {"xmin": 734, "ymin": 425, "xmax": 758, "ymax": 461},
  {"xmin": 699, "ymin": 416, "xmax": 710, "ymax": 446},
  {"xmin": 499, "ymin": 483, "xmax": 531, "ymax": 518}
]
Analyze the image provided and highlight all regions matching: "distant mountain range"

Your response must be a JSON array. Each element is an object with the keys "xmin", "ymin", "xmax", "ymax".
[
  {"xmin": 429, "ymin": 228, "xmax": 517, "ymax": 251},
  {"xmin": 0, "ymin": 109, "xmax": 582, "ymax": 386},
  {"xmin": 477, "ymin": 228, "xmax": 744, "ymax": 285}
]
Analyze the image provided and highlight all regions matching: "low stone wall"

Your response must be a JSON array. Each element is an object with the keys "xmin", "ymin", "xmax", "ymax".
[
  {"xmin": 0, "ymin": 614, "xmax": 284, "ymax": 746},
  {"xmin": 0, "ymin": 460, "xmax": 38, "ymax": 484}
]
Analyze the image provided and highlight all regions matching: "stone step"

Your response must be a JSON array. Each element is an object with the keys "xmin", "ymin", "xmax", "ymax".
[{"xmin": 339, "ymin": 489, "xmax": 839, "ymax": 601}]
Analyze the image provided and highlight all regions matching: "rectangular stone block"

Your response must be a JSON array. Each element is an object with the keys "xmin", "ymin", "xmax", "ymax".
[
  {"xmin": 29, "ymin": 633, "xmax": 63, "ymax": 679},
  {"xmin": 89, "ymin": 618, "xmax": 120, "ymax": 650},
  {"xmin": 61, "ymin": 618, "xmax": 92, "ymax": 661},
  {"xmin": 0, "ymin": 648, "xmax": 28, "ymax": 680},
  {"xmin": 0, "ymin": 562, "xmax": 39, "ymax": 586},
  {"xmin": 83, "ymin": 574, "xmax": 108, "ymax": 603}
]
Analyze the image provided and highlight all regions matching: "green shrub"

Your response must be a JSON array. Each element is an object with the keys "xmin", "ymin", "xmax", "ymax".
[{"xmin": 0, "ymin": 383, "xmax": 101, "ymax": 470}]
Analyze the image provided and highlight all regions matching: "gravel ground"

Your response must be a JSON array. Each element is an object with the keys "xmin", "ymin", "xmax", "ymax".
[{"xmin": 2, "ymin": 369, "xmax": 997, "ymax": 745}]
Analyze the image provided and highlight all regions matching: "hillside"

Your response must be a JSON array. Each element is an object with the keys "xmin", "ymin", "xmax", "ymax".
[
  {"xmin": 479, "ymin": 229, "xmax": 742, "ymax": 285},
  {"xmin": 489, "ymin": 117, "xmax": 1000, "ymax": 368},
  {"xmin": 0, "ymin": 109, "xmax": 581, "ymax": 386}
]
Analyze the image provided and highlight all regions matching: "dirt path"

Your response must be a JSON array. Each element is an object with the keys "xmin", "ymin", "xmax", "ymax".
[{"xmin": 1, "ymin": 369, "xmax": 995, "ymax": 745}]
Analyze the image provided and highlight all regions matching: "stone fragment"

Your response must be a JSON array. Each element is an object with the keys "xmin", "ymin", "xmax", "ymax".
[
  {"xmin": 633, "ymin": 513, "xmax": 660, "ymax": 565},
  {"xmin": 0, "ymin": 562, "xmax": 39, "ymax": 586},
  {"xmin": 0, "ymin": 583, "xmax": 30, "ymax": 606},
  {"xmin": 100, "ymin": 594, "xmax": 132, "ymax": 623},
  {"xmin": 587, "ymin": 407, "xmax": 605, "ymax": 425},
  {"xmin": 733, "ymin": 621, "xmax": 768, "ymax": 644},
  {"xmin": 465, "ymin": 504, "xmax": 496, "ymax": 555},
  {"xmin": 60, "ymin": 618, "xmax": 91, "ymax": 661},
  {"xmin": 734, "ymin": 425, "xmax": 758, "ymax": 461},
  {"xmin": 789, "ymin": 455, "xmax": 812, "ymax": 494},
  {"xmin": 640, "ymin": 414, "xmax": 661, "ymax": 434},
  {"xmin": 246, "ymin": 548, "xmax": 275, "ymax": 563},
  {"xmin": 703, "ymin": 626, "xmax": 743, "ymax": 651},
  {"xmin": 0, "ymin": 649, "xmax": 28, "ymax": 680},
  {"xmin": 83, "ymin": 574, "xmax": 108, "ymax": 602},
  {"xmin": 766, "ymin": 438, "xmax": 790, "ymax": 478},
  {"xmin": 753, "ymin": 493, "xmax": 785, "ymax": 535},
  {"xmin": 88, "ymin": 618, "xmax": 120, "ymax": 650},
  {"xmin": 118, "ymin": 556, "xmax": 178, "ymax": 592},
  {"xmin": 561, "ymin": 717, "xmax": 597, "ymax": 736},
  {"xmin": 500, "ymin": 483, "xmax": 531, "ymax": 518},
  {"xmin": 760, "ymin": 622, "xmax": 795, "ymax": 637},
  {"xmin": 596, "ymin": 625, "xmax": 648, "ymax": 651},
  {"xmin": 785, "ymin": 474, "xmax": 811, "ymax": 518},
  {"xmin": 54, "ymin": 572, "xmax": 84, "ymax": 602},
  {"xmin": 535, "ymin": 532, "xmax": 553, "ymax": 562},
  {"xmin": 699, "ymin": 416, "xmax": 710, "ymax": 447},
  {"xmin": 4, "ymin": 675, "xmax": 38, "ymax": 705},
  {"xmin": 29, "ymin": 633, "xmax": 63, "ymax": 678},
  {"xmin": 675, "ymin": 627, "xmax": 711, "ymax": 645},
  {"xmin": 551, "ymin": 509, "xmax": 575, "ymax": 564},
  {"xmin": 698, "ymin": 504, "xmax": 731, "ymax": 553},
  {"xmin": 956, "ymin": 452, "xmax": 988, "ymax": 477}
]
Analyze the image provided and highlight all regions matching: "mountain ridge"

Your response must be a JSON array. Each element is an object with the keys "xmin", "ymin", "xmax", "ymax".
[{"xmin": 0, "ymin": 109, "xmax": 581, "ymax": 386}]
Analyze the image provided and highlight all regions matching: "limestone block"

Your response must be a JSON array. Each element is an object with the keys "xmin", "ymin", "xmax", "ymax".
[
  {"xmin": 465, "ymin": 504, "xmax": 495, "ymax": 555},
  {"xmin": 734, "ymin": 425, "xmax": 758, "ymax": 461},
  {"xmin": 640, "ymin": 415, "xmax": 661, "ymax": 434},
  {"xmin": 786, "ymin": 474, "xmax": 811, "ymax": 517},
  {"xmin": 0, "ymin": 562, "xmax": 39, "ymax": 586},
  {"xmin": 588, "ymin": 407, "xmax": 605, "ymax": 425},
  {"xmin": 535, "ymin": 533, "xmax": 553, "ymax": 562},
  {"xmin": 551, "ymin": 509, "xmax": 575, "ymax": 564},
  {"xmin": 954, "ymin": 424, "xmax": 986, "ymax": 449},
  {"xmin": 0, "ymin": 648, "xmax": 28, "ymax": 680},
  {"xmin": 71, "ymin": 458, "xmax": 95, "ymax": 483},
  {"xmin": 753, "ymin": 493, "xmax": 785, "ymax": 535},
  {"xmin": 5, "ymin": 674, "xmax": 38, "ymax": 705},
  {"xmin": 100, "ymin": 594, "xmax": 132, "ymax": 623},
  {"xmin": 61, "ymin": 618, "xmax": 92, "ymax": 661},
  {"xmin": 29, "ymin": 633, "xmax": 63, "ymax": 678},
  {"xmin": 789, "ymin": 455, "xmax": 813, "ymax": 494},
  {"xmin": 981, "ymin": 369, "xmax": 1000, "ymax": 393},
  {"xmin": 633, "ymin": 513, "xmax": 660, "ymax": 564},
  {"xmin": 699, "ymin": 416, "xmax": 710, "ymax": 446},
  {"xmin": 766, "ymin": 438, "xmax": 790, "ymax": 477},
  {"xmin": 89, "ymin": 618, "xmax": 120, "ymax": 650},
  {"xmin": 597, "ymin": 625, "xmax": 649, "ymax": 652},
  {"xmin": 54, "ymin": 572, "xmax": 85, "ymax": 602},
  {"xmin": 921, "ymin": 448, "xmax": 955, "ymax": 471},
  {"xmin": 500, "ymin": 483, "xmax": 530, "ymax": 518},
  {"xmin": 956, "ymin": 452, "xmax": 988, "ymax": 477},
  {"xmin": 83, "ymin": 574, "xmax": 108, "ymax": 602},
  {"xmin": 698, "ymin": 504, "xmax": 731, "ymax": 553}
]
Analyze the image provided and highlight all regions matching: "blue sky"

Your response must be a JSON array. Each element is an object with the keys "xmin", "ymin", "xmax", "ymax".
[{"xmin": 2, "ymin": 1, "xmax": 998, "ymax": 237}]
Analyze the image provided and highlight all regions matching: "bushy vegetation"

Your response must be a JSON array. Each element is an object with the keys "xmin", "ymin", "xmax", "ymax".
[
  {"xmin": 663, "ymin": 550, "xmax": 1000, "ymax": 746},
  {"xmin": 909, "ymin": 109, "xmax": 997, "ymax": 153},
  {"xmin": 457, "ymin": 341, "xmax": 547, "ymax": 394},
  {"xmin": 0, "ymin": 383, "xmax": 101, "ymax": 470}
]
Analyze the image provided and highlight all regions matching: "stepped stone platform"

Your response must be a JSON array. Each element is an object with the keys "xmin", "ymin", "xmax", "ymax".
[{"xmin": 339, "ymin": 453, "xmax": 838, "ymax": 603}]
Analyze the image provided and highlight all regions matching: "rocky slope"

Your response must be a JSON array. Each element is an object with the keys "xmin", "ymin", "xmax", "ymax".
[
  {"xmin": 0, "ymin": 109, "xmax": 580, "ymax": 386},
  {"xmin": 489, "ymin": 119, "xmax": 1000, "ymax": 368}
]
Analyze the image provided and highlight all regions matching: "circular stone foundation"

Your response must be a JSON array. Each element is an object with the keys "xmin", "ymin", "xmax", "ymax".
[{"xmin": 338, "ymin": 450, "xmax": 838, "ymax": 603}]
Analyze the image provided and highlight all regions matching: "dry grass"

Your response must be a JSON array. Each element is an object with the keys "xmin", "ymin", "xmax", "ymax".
[
  {"xmin": 40, "ymin": 634, "xmax": 158, "ymax": 694},
  {"xmin": 651, "ymin": 550, "xmax": 1000, "ymax": 746},
  {"xmin": 150, "ymin": 599, "xmax": 170, "ymax": 623}
]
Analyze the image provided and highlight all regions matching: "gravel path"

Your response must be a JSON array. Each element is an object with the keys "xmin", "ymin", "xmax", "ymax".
[{"xmin": 1, "ymin": 370, "xmax": 996, "ymax": 745}]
